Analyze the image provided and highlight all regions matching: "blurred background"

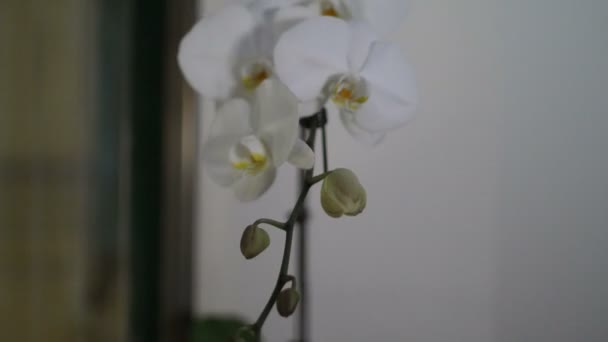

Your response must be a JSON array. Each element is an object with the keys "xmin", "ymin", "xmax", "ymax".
[
  {"xmin": 2, "ymin": 0, "xmax": 608, "ymax": 342},
  {"xmin": 1, "ymin": 0, "xmax": 196, "ymax": 341}
]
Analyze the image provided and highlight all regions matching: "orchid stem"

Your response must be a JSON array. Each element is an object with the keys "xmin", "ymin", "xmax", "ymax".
[
  {"xmin": 322, "ymin": 122, "xmax": 328, "ymax": 173},
  {"xmin": 253, "ymin": 218, "xmax": 286, "ymax": 231},
  {"xmin": 308, "ymin": 172, "xmax": 330, "ymax": 186},
  {"xmin": 251, "ymin": 109, "xmax": 326, "ymax": 340}
]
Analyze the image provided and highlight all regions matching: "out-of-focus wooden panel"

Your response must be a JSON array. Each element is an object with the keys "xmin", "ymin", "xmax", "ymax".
[{"xmin": 0, "ymin": 1, "xmax": 127, "ymax": 341}]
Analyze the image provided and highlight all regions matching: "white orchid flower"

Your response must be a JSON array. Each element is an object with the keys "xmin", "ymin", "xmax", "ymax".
[
  {"xmin": 203, "ymin": 79, "xmax": 315, "ymax": 201},
  {"xmin": 274, "ymin": 16, "xmax": 417, "ymax": 143},
  {"xmin": 248, "ymin": 0, "xmax": 409, "ymax": 36},
  {"xmin": 178, "ymin": 4, "xmax": 279, "ymax": 100}
]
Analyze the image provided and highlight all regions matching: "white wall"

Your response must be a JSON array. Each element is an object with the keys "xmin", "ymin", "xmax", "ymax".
[{"xmin": 194, "ymin": 1, "xmax": 608, "ymax": 341}]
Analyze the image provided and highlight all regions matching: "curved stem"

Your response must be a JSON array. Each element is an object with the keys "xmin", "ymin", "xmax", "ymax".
[
  {"xmin": 251, "ymin": 113, "xmax": 322, "ymax": 338},
  {"xmin": 308, "ymin": 172, "xmax": 330, "ymax": 186},
  {"xmin": 322, "ymin": 123, "xmax": 328, "ymax": 173},
  {"xmin": 253, "ymin": 218, "xmax": 286, "ymax": 231}
]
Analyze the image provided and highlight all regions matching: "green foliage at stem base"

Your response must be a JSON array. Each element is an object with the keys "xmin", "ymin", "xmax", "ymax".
[{"xmin": 192, "ymin": 317, "xmax": 259, "ymax": 342}]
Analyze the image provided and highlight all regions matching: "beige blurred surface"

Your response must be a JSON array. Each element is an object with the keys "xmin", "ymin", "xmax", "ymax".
[
  {"xmin": 0, "ymin": 1, "xmax": 126, "ymax": 341},
  {"xmin": 195, "ymin": 1, "xmax": 608, "ymax": 342}
]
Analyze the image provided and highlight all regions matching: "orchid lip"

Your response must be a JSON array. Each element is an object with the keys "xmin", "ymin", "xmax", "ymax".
[
  {"xmin": 241, "ymin": 60, "xmax": 273, "ymax": 90},
  {"xmin": 319, "ymin": 0, "xmax": 352, "ymax": 19},
  {"xmin": 320, "ymin": 1, "xmax": 339, "ymax": 17},
  {"xmin": 230, "ymin": 135, "xmax": 270, "ymax": 175},
  {"xmin": 328, "ymin": 74, "xmax": 370, "ymax": 111}
]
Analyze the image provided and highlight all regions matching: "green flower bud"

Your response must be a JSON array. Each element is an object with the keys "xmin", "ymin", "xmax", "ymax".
[
  {"xmin": 240, "ymin": 225, "xmax": 270, "ymax": 259},
  {"xmin": 276, "ymin": 288, "xmax": 300, "ymax": 317},
  {"xmin": 232, "ymin": 326, "xmax": 255, "ymax": 342},
  {"xmin": 320, "ymin": 168, "xmax": 366, "ymax": 218}
]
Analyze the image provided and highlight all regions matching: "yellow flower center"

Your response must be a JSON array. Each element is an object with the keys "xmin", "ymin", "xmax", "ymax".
[
  {"xmin": 320, "ymin": 1, "xmax": 339, "ymax": 17},
  {"xmin": 232, "ymin": 153, "xmax": 267, "ymax": 174},
  {"xmin": 242, "ymin": 69, "xmax": 269, "ymax": 90},
  {"xmin": 230, "ymin": 135, "xmax": 269, "ymax": 175},
  {"xmin": 336, "ymin": 88, "xmax": 353, "ymax": 101},
  {"xmin": 241, "ymin": 62, "xmax": 271, "ymax": 90},
  {"xmin": 321, "ymin": 7, "xmax": 338, "ymax": 17},
  {"xmin": 330, "ymin": 76, "xmax": 369, "ymax": 111}
]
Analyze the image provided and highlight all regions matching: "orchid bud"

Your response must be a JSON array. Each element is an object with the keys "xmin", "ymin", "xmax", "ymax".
[
  {"xmin": 276, "ymin": 288, "xmax": 300, "ymax": 317},
  {"xmin": 321, "ymin": 168, "xmax": 366, "ymax": 218},
  {"xmin": 232, "ymin": 326, "xmax": 255, "ymax": 342},
  {"xmin": 240, "ymin": 225, "xmax": 270, "ymax": 259}
]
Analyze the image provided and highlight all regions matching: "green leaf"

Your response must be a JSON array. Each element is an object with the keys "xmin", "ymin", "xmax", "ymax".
[{"xmin": 192, "ymin": 316, "xmax": 259, "ymax": 342}]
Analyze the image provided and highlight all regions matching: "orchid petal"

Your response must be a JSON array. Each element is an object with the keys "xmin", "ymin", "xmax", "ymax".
[
  {"xmin": 209, "ymin": 98, "xmax": 253, "ymax": 139},
  {"xmin": 272, "ymin": 5, "xmax": 318, "ymax": 43},
  {"xmin": 178, "ymin": 5, "xmax": 257, "ymax": 99},
  {"xmin": 342, "ymin": 0, "xmax": 409, "ymax": 36},
  {"xmin": 202, "ymin": 99, "xmax": 253, "ymax": 186},
  {"xmin": 288, "ymin": 139, "xmax": 315, "ymax": 169},
  {"xmin": 252, "ymin": 79, "xmax": 300, "ymax": 167},
  {"xmin": 274, "ymin": 16, "xmax": 350, "ymax": 102},
  {"xmin": 202, "ymin": 135, "xmax": 244, "ymax": 186},
  {"xmin": 346, "ymin": 21, "xmax": 378, "ymax": 71},
  {"xmin": 356, "ymin": 41, "xmax": 417, "ymax": 132},
  {"xmin": 339, "ymin": 110, "xmax": 385, "ymax": 146},
  {"xmin": 235, "ymin": 18, "xmax": 276, "ymax": 65},
  {"xmin": 233, "ymin": 167, "xmax": 277, "ymax": 201}
]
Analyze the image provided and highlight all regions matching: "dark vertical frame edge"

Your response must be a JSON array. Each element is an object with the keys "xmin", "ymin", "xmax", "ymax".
[
  {"xmin": 159, "ymin": 0, "xmax": 198, "ymax": 342},
  {"xmin": 129, "ymin": 0, "xmax": 197, "ymax": 341}
]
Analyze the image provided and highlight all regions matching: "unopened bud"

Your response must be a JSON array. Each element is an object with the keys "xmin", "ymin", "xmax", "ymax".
[
  {"xmin": 232, "ymin": 326, "xmax": 255, "ymax": 342},
  {"xmin": 276, "ymin": 288, "xmax": 300, "ymax": 317},
  {"xmin": 321, "ymin": 168, "xmax": 366, "ymax": 218},
  {"xmin": 240, "ymin": 225, "xmax": 270, "ymax": 259}
]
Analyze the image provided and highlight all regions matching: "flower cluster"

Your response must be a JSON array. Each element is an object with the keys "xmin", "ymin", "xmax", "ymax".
[
  {"xmin": 179, "ymin": 1, "xmax": 418, "ymax": 338},
  {"xmin": 178, "ymin": 0, "xmax": 417, "ymax": 201}
]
